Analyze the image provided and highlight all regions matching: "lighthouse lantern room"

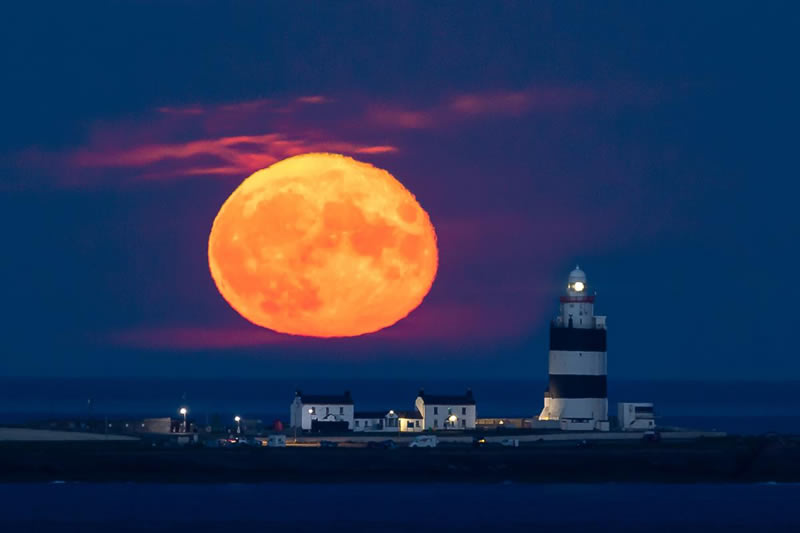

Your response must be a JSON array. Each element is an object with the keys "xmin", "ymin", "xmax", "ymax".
[{"xmin": 539, "ymin": 266, "xmax": 609, "ymax": 431}]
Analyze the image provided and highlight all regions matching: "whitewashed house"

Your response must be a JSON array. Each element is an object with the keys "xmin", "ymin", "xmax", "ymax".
[
  {"xmin": 415, "ymin": 389, "xmax": 476, "ymax": 430},
  {"xmin": 289, "ymin": 390, "xmax": 354, "ymax": 431},
  {"xmin": 353, "ymin": 409, "xmax": 424, "ymax": 432}
]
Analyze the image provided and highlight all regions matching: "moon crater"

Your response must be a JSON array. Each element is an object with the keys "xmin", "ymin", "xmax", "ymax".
[{"xmin": 208, "ymin": 153, "xmax": 438, "ymax": 337}]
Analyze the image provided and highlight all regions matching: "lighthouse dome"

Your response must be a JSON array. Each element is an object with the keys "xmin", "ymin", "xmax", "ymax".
[
  {"xmin": 568, "ymin": 265, "xmax": 587, "ymax": 283},
  {"xmin": 566, "ymin": 265, "xmax": 588, "ymax": 294}
]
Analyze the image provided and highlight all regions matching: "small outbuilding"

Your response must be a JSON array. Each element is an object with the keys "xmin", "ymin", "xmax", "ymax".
[
  {"xmin": 354, "ymin": 410, "xmax": 398, "ymax": 432},
  {"xmin": 618, "ymin": 402, "xmax": 656, "ymax": 431}
]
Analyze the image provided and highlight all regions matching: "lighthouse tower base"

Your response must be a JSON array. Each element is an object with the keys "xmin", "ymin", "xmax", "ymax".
[{"xmin": 540, "ymin": 396, "xmax": 610, "ymax": 431}]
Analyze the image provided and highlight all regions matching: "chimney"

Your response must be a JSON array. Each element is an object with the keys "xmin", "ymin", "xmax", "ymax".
[
  {"xmin": 295, "ymin": 389, "xmax": 302, "ymax": 397},
  {"xmin": 466, "ymin": 388, "xmax": 473, "ymax": 399},
  {"xmin": 344, "ymin": 390, "xmax": 352, "ymax": 400}
]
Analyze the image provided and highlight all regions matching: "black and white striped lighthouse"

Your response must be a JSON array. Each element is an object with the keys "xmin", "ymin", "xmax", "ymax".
[{"xmin": 539, "ymin": 266, "xmax": 609, "ymax": 429}]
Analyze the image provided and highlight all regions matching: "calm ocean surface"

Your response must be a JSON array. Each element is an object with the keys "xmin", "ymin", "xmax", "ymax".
[
  {"xmin": 2, "ymin": 379, "xmax": 799, "ymax": 530},
  {"xmin": 0, "ymin": 377, "xmax": 798, "ymax": 434},
  {"xmin": 1, "ymin": 482, "xmax": 799, "ymax": 531}
]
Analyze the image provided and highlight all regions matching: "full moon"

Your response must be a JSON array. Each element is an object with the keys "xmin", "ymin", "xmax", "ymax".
[{"xmin": 208, "ymin": 153, "xmax": 438, "ymax": 337}]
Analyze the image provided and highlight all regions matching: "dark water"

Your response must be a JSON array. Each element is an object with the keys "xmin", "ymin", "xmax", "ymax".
[
  {"xmin": 1, "ymin": 482, "xmax": 799, "ymax": 531},
  {"xmin": 2, "ymin": 379, "xmax": 799, "ymax": 530},
  {"xmin": 1, "ymin": 377, "xmax": 798, "ymax": 434}
]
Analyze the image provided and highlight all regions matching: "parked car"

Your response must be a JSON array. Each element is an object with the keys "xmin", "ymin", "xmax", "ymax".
[
  {"xmin": 409, "ymin": 435, "xmax": 438, "ymax": 448},
  {"xmin": 501, "ymin": 438, "xmax": 520, "ymax": 448},
  {"xmin": 319, "ymin": 440, "xmax": 338, "ymax": 448}
]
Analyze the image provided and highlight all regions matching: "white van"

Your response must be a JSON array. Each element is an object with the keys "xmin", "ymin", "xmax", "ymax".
[{"xmin": 409, "ymin": 435, "xmax": 438, "ymax": 448}]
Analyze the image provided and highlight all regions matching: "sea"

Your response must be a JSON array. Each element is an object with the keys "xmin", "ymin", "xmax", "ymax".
[
  {"xmin": 1, "ymin": 482, "xmax": 799, "ymax": 531},
  {"xmin": 2, "ymin": 378, "xmax": 798, "ymax": 530}
]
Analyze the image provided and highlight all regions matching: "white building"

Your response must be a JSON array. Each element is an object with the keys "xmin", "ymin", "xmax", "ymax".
[
  {"xmin": 353, "ymin": 409, "xmax": 424, "ymax": 432},
  {"xmin": 289, "ymin": 390, "xmax": 354, "ymax": 431},
  {"xmin": 415, "ymin": 390, "xmax": 476, "ymax": 430},
  {"xmin": 618, "ymin": 402, "xmax": 656, "ymax": 431},
  {"xmin": 539, "ymin": 266, "xmax": 610, "ymax": 431},
  {"xmin": 354, "ymin": 410, "xmax": 398, "ymax": 432}
]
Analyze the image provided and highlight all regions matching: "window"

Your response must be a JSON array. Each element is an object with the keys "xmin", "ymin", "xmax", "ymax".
[
  {"xmin": 461, "ymin": 419, "xmax": 466, "ymax": 428},
  {"xmin": 415, "ymin": 421, "xmax": 420, "ymax": 428},
  {"xmin": 326, "ymin": 407, "xmax": 330, "ymax": 415},
  {"xmin": 309, "ymin": 407, "xmax": 316, "ymax": 414},
  {"xmin": 461, "ymin": 407, "xmax": 466, "ymax": 415},
  {"xmin": 434, "ymin": 407, "xmax": 438, "ymax": 415},
  {"xmin": 339, "ymin": 407, "xmax": 344, "ymax": 415},
  {"xmin": 434, "ymin": 419, "xmax": 438, "ymax": 428},
  {"xmin": 355, "ymin": 420, "xmax": 360, "ymax": 427}
]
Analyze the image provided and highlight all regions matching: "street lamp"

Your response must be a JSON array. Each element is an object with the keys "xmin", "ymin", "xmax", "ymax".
[
  {"xmin": 234, "ymin": 415, "xmax": 241, "ymax": 435},
  {"xmin": 448, "ymin": 414, "xmax": 457, "ymax": 429},
  {"xmin": 179, "ymin": 407, "xmax": 188, "ymax": 433}
]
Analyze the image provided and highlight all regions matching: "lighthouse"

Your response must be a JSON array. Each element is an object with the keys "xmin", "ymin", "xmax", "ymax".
[{"xmin": 539, "ymin": 266, "xmax": 609, "ymax": 430}]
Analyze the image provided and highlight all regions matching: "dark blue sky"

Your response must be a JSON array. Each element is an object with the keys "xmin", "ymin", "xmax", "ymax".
[{"xmin": 1, "ymin": 2, "xmax": 797, "ymax": 379}]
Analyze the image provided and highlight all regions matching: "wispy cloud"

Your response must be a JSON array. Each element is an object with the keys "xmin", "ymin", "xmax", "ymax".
[
  {"xmin": 364, "ymin": 86, "xmax": 603, "ymax": 131},
  {"xmin": 16, "ymin": 83, "xmax": 654, "ymax": 190},
  {"xmin": 107, "ymin": 326, "xmax": 291, "ymax": 350},
  {"xmin": 449, "ymin": 87, "xmax": 597, "ymax": 115},
  {"xmin": 295, "ymin": 95, "xmax": 331, "ymax": 104},
  {"xmin": 106, "ymin": 297, "xmax": 540, "ymax": 350},
  {"xmin": 71, "ymin": 133, "xmax": 397, "ymax": 181}
]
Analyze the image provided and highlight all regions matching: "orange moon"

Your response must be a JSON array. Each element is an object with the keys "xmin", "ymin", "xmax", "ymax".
[{"xmin": 208, "ymin": 153, "xmax": 438, "ymax": 337}]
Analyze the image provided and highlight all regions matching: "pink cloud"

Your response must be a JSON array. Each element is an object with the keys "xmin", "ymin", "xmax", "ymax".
[
  {"xmin": 107, "ymin": 298, "xmax": 540, "ymax": 351},
  {"xmin": 296, "ymin": 95, "xmax": 331, "ymax": 104},
  {"xmin": 449, "ymin": 87, "xmax": 597, "ymax": 116},
  {"xmin": 367, "ymin": 106, "xmax": 435, "ymax": 129},
  {"xmin": 106, "ymin": 326, "xmax": 291, "ymax": 350},
  {"xmin": 16, "ymin": 84, "xmax": 654, "ymax": 191},
  {"xmin": 363, "ymin": 86, "xmax": 602, "ymax": 132},
  {"xmin": 69, "ymin": 132, "xmax": 398, "ymax": 181}
]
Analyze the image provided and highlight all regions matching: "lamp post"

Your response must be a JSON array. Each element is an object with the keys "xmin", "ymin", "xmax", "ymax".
[
  {"xmin": 179, "ymin": 407, "xmax": 188, "ymax": 433},
  {"xmin": 234, "ymin": 415, "xmax": 241, "ymax": 435}
]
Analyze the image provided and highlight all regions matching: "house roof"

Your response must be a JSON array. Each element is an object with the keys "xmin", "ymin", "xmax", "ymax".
[
  {"xmin": 417, "ymin": 389, "xmax": 476, "ymax": 405},
  {"xmin": 295, "ymin": 390, "xmax": 353, "ymax": 405},
  {"xmin": 396, "ymin": 410, "xmax": 422, "ymax": 420}
]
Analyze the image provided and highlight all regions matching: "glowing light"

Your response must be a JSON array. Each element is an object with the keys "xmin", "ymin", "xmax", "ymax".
[
  {"xmin": 308, "ymin": 408, "xmax": 313, "ymax": 414},
  {"xmin": 234, "ymin": 416, "xmax": 241, "ymax": 423},
  {"xmin": 208, "ymin": 153, "xmax": 438, "ymax": 338},
  {"xmin": 573, "ymin": 281, "xmax": 585, "ymax": 292},
  {"xmin": 179, "ymin": 407, "xmax": 188, "ymax": 416},
  {"xmin": 448, "ymin": 415, "xmax": 457, "ymax": 423}
]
